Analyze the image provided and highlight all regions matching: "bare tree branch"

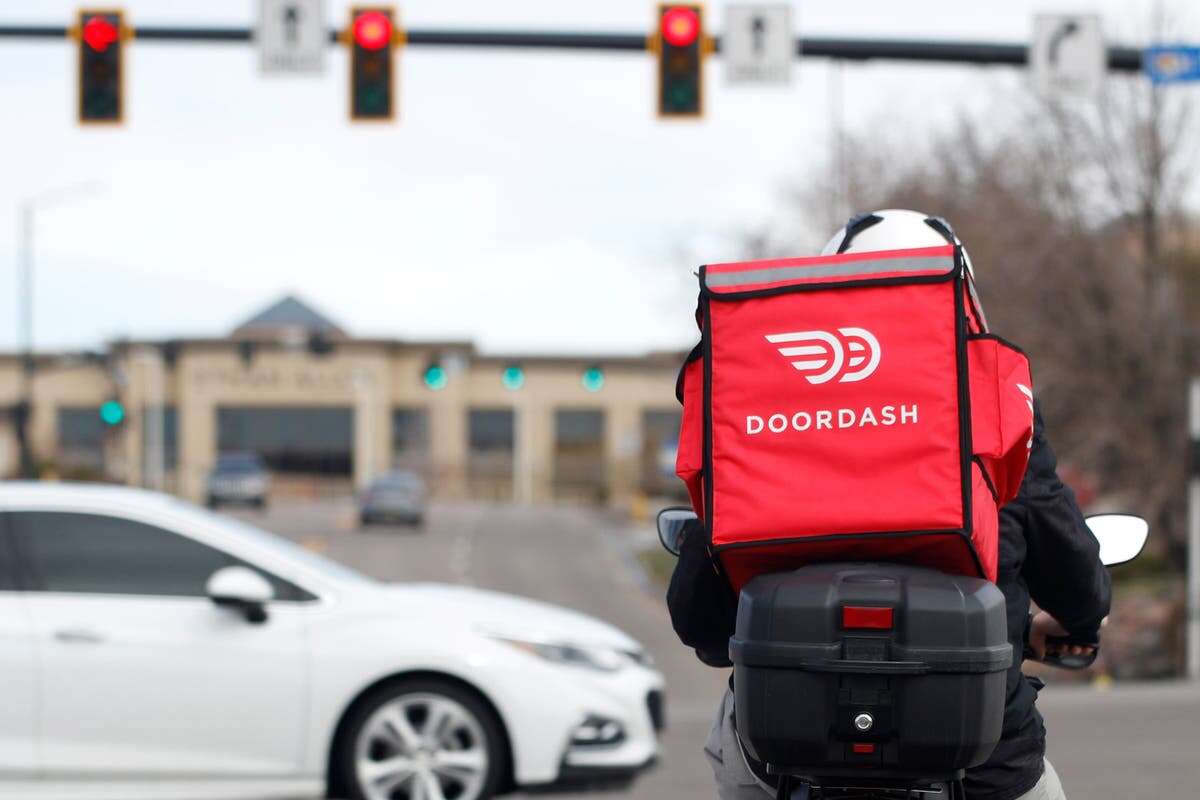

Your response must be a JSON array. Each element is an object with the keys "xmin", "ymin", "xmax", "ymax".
[{"xmin": 747, "ymin": 77, "xmax": 1198, "ymax": 553}]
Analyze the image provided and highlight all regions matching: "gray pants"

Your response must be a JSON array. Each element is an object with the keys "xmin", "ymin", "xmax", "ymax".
[{"xmin": 703, "ymin": 689, "xmax": 1066, "ymax": 799}]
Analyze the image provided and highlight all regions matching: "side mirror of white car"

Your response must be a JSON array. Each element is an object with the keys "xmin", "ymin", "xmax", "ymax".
[
  {"xmin": 1086, "ymin": 513, "xmax": 1150, "ymax": 567},
  {"xmin": 206, "ymin": 565, "xmax": 274, "ymax": 624}
]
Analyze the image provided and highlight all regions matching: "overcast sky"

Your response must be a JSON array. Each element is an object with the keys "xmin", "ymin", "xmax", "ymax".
[{"xmin": 1, "ymin": 0, "xmax": 1195, "ymax": 356}]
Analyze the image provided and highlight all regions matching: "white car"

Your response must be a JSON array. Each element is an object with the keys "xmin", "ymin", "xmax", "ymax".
[{"xmin": 0, "ymin": 483, "xmax": 664, "ymax": 800}]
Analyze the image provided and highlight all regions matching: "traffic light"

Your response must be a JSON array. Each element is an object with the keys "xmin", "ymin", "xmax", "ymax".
[
  {"xmin": 501, "ymin": 364, "xmax": 525, "ymax": 391},
  {"xmin": 656, "ymin": 4, "xmax": 706, "ymax": 118},
  {"xmin": 99, "ymin": 399, "xmax": 126, "ymax": 427},
  {"xmin": 582, "ymin": 366, "xmax": 605, "ymax": 393},
  {"xmin": 348, "ymin": 7, "xmax": 397, "ymax": 121},
  {"xmin": 78, "ymin": 9, "xmax": 125, "ymax": 125},
  {"xmin": 423, "ymin": 361, "xmax": 448, "ymax": 390}
]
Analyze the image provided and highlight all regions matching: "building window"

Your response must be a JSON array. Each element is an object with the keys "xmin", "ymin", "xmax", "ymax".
[
  {"xmin": 141, "ymin": 406, "xmax": 178, "ymax": 470},
  {"xmin": 642, "ymin": 409, "xmax": 684, "ymax": 497},
  {"xmin": 217, "ymin": 407, "xmax": 353, "ymax": 476},
  {"xmin": 467, "ymin": 408, "xmax": 514, "ymax": 500},
  {"xmin": 56, "ymin": 406, "xmax": 104, "ymax": 471},
  {"xmin": 392, "ymin": 408, "xmax": 430, "ymax": 473},
  {"xmin": 553, "ymin": 409, "xmax": 606, "ymax": 502}
]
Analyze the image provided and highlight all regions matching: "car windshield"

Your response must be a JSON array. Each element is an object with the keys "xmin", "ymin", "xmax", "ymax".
[
  {"xmin": 215, "ymin": 454, "xmax": 264, "ymax": 473},
  {"xmin": 171, "ymin": 501, "xmax": 378, "ymax": 587},
  {"xmin": 374, "ymin": 474, "xmax": 421, "ymax": 490}
]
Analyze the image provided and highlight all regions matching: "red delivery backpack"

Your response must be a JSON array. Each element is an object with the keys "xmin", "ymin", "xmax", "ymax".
[{"xmin": 674, "ymin": 244, "xmax": 1034, "ymax": 591}]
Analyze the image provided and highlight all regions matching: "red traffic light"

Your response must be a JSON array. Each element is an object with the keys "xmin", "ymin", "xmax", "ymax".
[
  {"xmin": 353, "ymin": 10, "xmax": 393, "ymax": 50},
  {"xmin": 661, "ymin": 6, "xmax": 700, "ymax": 48},
  {"xmin": 82, "ymin": 15, "xmax": 119, "ymax": 52}
]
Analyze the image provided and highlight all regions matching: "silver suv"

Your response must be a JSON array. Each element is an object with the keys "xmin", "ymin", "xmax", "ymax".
[{"xmin": 206, "ymin": 452, "xmax": 270, "ymax": 509}]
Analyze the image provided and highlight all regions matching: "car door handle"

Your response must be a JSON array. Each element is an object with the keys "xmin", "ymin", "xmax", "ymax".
[{"xmin": 53, "ymin": 629, "xmax": 105, "ymax": 645}]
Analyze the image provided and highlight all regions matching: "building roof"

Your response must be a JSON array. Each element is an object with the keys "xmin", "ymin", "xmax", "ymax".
[{"xmin": 231, "ymin": 294, "xmax": 346, "ymax": 339}]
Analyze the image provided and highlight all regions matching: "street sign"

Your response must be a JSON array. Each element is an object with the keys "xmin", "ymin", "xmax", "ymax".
[
  {"xmin": 1030, "ymin": 14, "xmax": 1105, "ymax": 97},
  {"xmin": 723, "ymin": 4, "xmax": 793, "ymax": 85},
  {"xmin": 258, "ymin": 0, "xmax": 326, "ymax": 75},
  {"xmin": 1144, "ymin": 45, "xmax": 1200, "ymax": 84}
]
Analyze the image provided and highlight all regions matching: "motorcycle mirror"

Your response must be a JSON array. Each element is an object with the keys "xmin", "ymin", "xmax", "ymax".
[
  {"xmin": 656, "ymin": 507, "xmax": 698, "ymax": 556},
  {"xmin": 1085, "ymin": 513, "xmax": 1149, "ymax": 567}
]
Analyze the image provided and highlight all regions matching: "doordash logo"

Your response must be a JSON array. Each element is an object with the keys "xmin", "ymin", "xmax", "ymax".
[{"xmin": 766, "ymin": 327, "xmax": 881, "ymax": 384}]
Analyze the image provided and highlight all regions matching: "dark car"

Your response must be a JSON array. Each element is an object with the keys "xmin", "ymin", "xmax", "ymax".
[
  {"xmin": 206, "ymin": 452, "xmax": 270, "ymax": 509},
  {"xmin": 359, "ymin": 471, "xmax": 426, "ymax": 527}
]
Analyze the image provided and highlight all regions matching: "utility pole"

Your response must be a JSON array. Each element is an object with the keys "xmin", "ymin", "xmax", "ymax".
[
  {"xmin": 514, "ymin": 394, "xmax": 536, "ymax": 506},
  {"xmin": 137, "ymin": 347, "xmax": 166, "ymax": 492},
  {"xmin": 353, "ymin": 369, "xmax": 377, "ymax": 492},
  {"xmin": 1188, "ymin": 377, "xmax": 1200, "ymax": 680}
]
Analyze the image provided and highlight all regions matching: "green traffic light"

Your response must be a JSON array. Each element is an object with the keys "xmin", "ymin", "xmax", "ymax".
[
  {"xmin": 667, "ymin": 83, "xmax": 697, "ymax": 110},
  {"xmin": 502, "ymin": 365, "xmax": 525, "ymax": 391},
  {"xmin": 356, "ymin": 86, "xmax": 388, "ymax": 114},
  {"xmin": 350, "ymin": 32, "xmax": 393, "ymax": 120},
  {"xmin": 582, "ymin": 367, "xmax": 605, "ymax": 393},
  {"xmin": 423, "ymin": 364, "xmax": 449, "ymax": 391},
  {"xmin": 99, "ymin": 400, "xmax": 125, "ymax": 426}
]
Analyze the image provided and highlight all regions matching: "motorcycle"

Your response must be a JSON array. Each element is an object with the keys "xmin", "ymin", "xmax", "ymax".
[{"xmin": 656, "ymin": 508, "xmax": 1149, "ymax": 800}]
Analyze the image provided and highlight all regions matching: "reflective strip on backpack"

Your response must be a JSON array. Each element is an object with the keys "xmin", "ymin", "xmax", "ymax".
[{"xmin": 705, "ymin": 253, "xmax": 955, "ymax": 290}]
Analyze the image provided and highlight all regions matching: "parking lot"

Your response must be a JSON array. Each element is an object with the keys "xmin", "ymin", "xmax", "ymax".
[{"xmin": 234, "ymin": 500, "xmax": 1200, "ymax": 800}]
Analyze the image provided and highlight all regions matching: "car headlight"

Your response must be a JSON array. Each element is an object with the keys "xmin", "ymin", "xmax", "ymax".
[{"xmin": 488, "ymin": 634, "xmax": 627, "ymax": 673}]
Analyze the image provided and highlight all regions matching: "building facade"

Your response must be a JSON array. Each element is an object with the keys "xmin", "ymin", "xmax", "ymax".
[{"xmin": 0, "ymin": 297, "xmax": 687, "ymax": 509}]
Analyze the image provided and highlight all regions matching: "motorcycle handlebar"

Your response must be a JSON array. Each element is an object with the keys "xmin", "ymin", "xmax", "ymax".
[{"xmin": 1023, "ymin": 637, "xmax": 1099, "ymax": 670}]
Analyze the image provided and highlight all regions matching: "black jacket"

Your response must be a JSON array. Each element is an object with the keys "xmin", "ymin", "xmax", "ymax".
[{"xmin": 666, "ymin": 403, "xmax": 1111, "ymax": 800}]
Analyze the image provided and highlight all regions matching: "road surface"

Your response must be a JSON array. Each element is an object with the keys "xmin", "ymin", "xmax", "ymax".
[{"xmin": 236, "ymin": 500, "xmax": 1198, "ymax": 799}]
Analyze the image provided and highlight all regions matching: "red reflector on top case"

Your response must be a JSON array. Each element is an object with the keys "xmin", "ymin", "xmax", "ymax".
[
  {"xmin": 842, "ymin": 606, "xmax": 893, "ymax": 629},
  {"xmin": 852, "ymin": 743, "xmax": 876, "ymax": 754}
]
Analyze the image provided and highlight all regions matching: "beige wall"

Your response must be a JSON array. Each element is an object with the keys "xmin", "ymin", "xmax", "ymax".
[
  {"xmin": 463, "ymin": 360, "xmax": 679, "ymax": 506},
  {"xmin": 119, "ymin": 347, "xmax": 177, "ymax": 490},
  {"xmin": 0, "ymin": 360, "xmax": 18, "ymax": 478},
  {"xmin": 168, "ymin": 345, "xmax": 398, "ymax": 501},
  {"xmin": 0, "ymin": 418, "xmax": 16, "ymax": 479},
  {"xmin": 6, "ymin": 341, "xmax": 684, "ymax": 510},
  {"xmin": 396, "ymin": 349, "xmax": 471, "ymax": 499},
  {"xmin": 0, "ymin": 356, "xmax": 114, "ymax": 477}
]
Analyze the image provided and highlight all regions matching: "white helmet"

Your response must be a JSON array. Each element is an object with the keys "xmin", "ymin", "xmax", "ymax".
[
  {"xmin": 820, "ymin": 208, "xmax": 975, "ymax": 279},
  {"xmin": 821, "ymin": 208, "xmax": 985, "ymax": 328}
]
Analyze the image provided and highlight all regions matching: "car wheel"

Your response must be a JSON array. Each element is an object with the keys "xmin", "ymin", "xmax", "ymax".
[
  {"xmin": 206, "ymin": 496, "xmax": 219, "ymax": 508},
  {"xmin": 360, "ymin": 512, "xmax": 373, "ymax": 528},
  {"xmin": 338, "ymin": 679, "xmax": 506, "ymax": 800}
]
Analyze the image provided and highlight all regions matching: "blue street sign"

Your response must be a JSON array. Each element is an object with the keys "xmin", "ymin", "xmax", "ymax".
[{"xmin": 1144, "ymin": 46, "xmax": 1200, "ymax": 84}]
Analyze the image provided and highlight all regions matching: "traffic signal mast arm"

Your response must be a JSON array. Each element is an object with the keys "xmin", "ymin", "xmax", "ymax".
[{"xmin": 0, "ymin": 23, "xmax": 1144, "ymax": 72}]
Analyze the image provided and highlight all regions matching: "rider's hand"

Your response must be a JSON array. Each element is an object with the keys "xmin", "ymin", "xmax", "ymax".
[{"xmin": 1029, "ymin": 611, "xmax": 1095, "ymax": 661}]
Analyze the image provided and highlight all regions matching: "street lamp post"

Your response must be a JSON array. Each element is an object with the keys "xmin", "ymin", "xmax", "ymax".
[{"xmin": 13, "ymin": 182, "xmax": 102, "ymax": 478}]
